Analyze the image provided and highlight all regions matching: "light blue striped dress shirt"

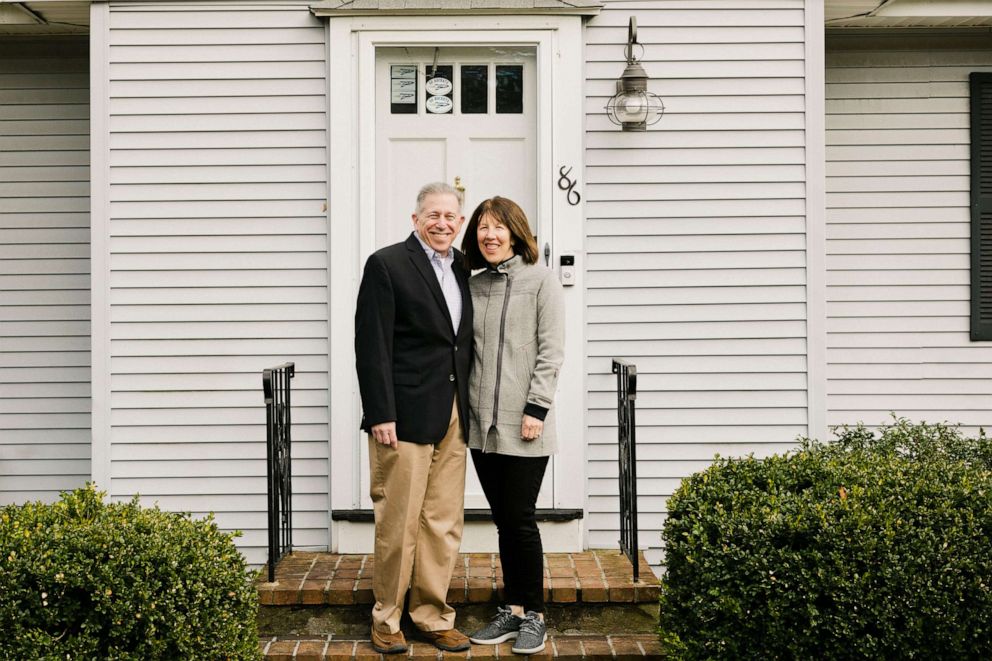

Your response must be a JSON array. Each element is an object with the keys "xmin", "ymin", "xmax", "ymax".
[{"xmin": 413, "ymin": 232, "xmax": 461, "ymax": 333}]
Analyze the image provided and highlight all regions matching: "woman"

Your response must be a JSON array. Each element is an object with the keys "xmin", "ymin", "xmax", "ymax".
[{"xmin": 461, "ymin": 197, "xmax": 564, "ymax": 655}]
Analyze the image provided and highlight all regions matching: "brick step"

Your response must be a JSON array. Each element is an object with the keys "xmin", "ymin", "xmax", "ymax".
[
  {"xmin": 259, "ymin": 634, "xmax": 664, "ymax": 659},
  {"xmin": 259, "ymin": 552, "xmax": 659, "ymax": 608}
]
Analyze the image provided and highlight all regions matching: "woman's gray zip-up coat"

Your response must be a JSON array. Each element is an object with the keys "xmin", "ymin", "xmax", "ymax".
[{"xmin": 467, "ymin": 255, "xmax": 565, "ymax": 456}]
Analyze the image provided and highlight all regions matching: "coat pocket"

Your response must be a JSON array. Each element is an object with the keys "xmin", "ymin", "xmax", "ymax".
[{"xmin": 507, "ymin": 345, "xmax": 537, "ymax": 407}]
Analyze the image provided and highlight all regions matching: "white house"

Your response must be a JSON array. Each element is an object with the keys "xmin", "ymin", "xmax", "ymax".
[{"xmin": 2, "ymin": 0, "xmax": 991, "ymax": 571}]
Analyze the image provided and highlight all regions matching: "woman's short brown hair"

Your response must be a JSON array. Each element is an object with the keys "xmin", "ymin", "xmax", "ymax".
[{"xmin": 461, "ymin": 196, "xmax": 539, "ymax": 269}]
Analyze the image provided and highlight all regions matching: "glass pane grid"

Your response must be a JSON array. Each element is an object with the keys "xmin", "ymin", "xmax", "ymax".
[{"xmin": 388, "ymin": 57, "xmax": 526, "ymax": 116}]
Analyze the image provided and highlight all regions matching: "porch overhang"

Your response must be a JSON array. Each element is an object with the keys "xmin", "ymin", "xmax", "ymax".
[
  {"xmin": 827, "ymin": 0, "xmax": 992, "ymax": 28},
  {"xmin": 310, "ymin": 0, "xmax": 603, "ymax": 18},
  {"xmin": 0, "ymin": 1, "xmax": 89, "ymax": 34}
]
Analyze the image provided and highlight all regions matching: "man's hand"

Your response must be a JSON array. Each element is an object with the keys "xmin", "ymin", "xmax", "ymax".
[
  {"xmin": 521, "ymin": 415, "xmax": 543, "ymax": 442},
  {"xmin": 372, "ymin": 422, "xmax": 398, "ymax": 449}
]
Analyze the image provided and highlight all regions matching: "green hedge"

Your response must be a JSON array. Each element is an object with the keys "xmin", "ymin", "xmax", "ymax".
[
  {"xmin": 659, "ymin": 419, "xmax": 992, "ymax": 660},
  {"xmin": 0, "ymin": 485, "xmax": 260, "ymax": 660}
]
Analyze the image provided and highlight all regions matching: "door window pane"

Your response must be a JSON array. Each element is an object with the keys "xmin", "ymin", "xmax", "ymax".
[
  {"xmin": 461, "ymin": 65, "xmax": 488, "ymax": 114},
  {"xmin": 496, "ymin": 65, "xmax": 523, "ymax": 114},
  {"xmin": 390, "ymin": 64, "xmax": 417, "ymax": 114},
  {"xmin": 426, "ymin": 65, "xmax": 454, "ymax": 114}
]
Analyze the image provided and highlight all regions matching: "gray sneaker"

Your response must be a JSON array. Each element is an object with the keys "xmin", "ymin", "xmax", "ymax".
[
  {"xmin": 511, "ymin": 611, "xmax": 547, "ymax": 655},
  {"xmin": 469, "ymin": 606, "xmax": 522, "ymax": 644}
]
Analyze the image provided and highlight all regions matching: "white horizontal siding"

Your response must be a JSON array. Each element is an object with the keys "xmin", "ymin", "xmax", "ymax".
[
  {"xmin": 0, "ymin": 37, "xmax": 91, "ymax": 505},
  {"xmin": 584, "ymin": 1, "xmax": 808, "ymax": 573},
  {"xmin": 104, "ymin": 2, "xmax": 328, "ymax": 566},
  {"xmin": 825, "ymin": 34, "xmax": 992, "ymax": 436}
]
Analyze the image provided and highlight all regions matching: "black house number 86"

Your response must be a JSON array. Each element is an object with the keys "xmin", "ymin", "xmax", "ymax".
[{"xmin": 558, "ymin": 166, "xmax": 581, "ymax": 206}]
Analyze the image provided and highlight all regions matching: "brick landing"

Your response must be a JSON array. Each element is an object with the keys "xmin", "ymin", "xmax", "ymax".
[
  {"xmin": 260, "ymin": 634, "xmax": 663, "ymax": 659},
  {"xmin": 259, "ymin": 551, "xmax": 660, "ymax": 606}
]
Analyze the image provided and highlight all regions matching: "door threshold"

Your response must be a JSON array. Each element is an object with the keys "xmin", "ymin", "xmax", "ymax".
[{"xmin": 331, "ymin": 508, "xmax": 583, "ymax": 522}]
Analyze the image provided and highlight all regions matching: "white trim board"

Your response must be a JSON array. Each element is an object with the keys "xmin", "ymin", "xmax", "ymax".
[
  {"xmin": 89, "ymin": 1, "xmax": 111, "ymax": 495},
  {"xmin": 325, "ymin": 14, "xmax": 587, "ymax": 549},
  {"xmin": 310, "ymin": 1, "xmax": 602, "ymax": 17},
  {"xmin": 805, "ymin": 0, "xmax": 828, "ymax": 443}
]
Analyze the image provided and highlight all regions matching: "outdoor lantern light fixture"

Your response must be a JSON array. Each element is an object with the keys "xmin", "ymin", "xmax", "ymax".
[{"xmin": 605, "ymin": 17, "xmax": 664, "ymax": 131}]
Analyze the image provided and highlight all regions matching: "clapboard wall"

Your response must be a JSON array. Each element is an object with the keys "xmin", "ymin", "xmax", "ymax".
[
  {"xmin": 0, "ymin": 38, "xmax": 91, "ymax": 505},
  {"xmin": 826, "ymin": 32, "xmax": 992, "ymax": 435},
  {"xmin": 100, "ymin": 2, "xmax": 328, "ymax": 565},
  {"xmin": 583, "ymin": 1, "xmax": 810, "ymax": 569}
]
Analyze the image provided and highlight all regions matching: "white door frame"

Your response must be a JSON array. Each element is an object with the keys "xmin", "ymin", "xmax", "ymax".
[{"xmin": 326, "ymin": 15, "xmax": 586, "ymax": 540}]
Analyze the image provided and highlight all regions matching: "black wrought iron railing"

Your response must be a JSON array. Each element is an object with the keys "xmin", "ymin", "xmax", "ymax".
[
  {"xmin": 612, "ymin": 358, "xmax": 639, "ymax": 581},
  {"xmin": 263, "ymin": 362, "xmax": 295, "ymax": 582}
]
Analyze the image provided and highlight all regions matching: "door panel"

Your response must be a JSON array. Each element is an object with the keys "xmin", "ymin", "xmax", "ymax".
[
  {"xmin": 361, "ymin": 45, "xmax": 551, "ymax": 510},
  {"xmin": 379, "ymin": 139, "xmax": 446, "ymax": 247},
  {"xmin": 465, "ymin": 137, "xmax": 536, "ymax": 245}
]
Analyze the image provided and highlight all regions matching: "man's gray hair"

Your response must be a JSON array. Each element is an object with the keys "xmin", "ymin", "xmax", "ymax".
[{"xmin": 415, "ymin": 182, "xmax": 463, "ymax": 214}]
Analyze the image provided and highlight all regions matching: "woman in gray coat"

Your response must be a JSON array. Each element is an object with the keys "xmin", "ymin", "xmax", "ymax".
[{"xmin": 460, "ymin": 197, "xmax": 564, "ymax": 655}]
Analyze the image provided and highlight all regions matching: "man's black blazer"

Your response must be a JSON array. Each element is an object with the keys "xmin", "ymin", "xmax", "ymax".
[{"xmin": 355, "ymin": 233, "xmax": 473, "ymax": 443}]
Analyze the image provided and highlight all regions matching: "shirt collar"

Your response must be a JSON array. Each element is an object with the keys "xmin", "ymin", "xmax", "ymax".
[{"xmin": 412, "ymin": 231, "xmax": 453, "ymax": 263}]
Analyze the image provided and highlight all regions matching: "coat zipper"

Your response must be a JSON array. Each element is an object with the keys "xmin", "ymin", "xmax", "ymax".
[{"xmin": 489, "ymin": 271, "xmax": 512, "ymax": 432}]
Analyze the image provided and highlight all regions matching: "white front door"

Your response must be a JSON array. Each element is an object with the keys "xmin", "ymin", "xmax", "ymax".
[{"xmin": 360, "ymin": 45, "xmax": 551, "ymax": 509}]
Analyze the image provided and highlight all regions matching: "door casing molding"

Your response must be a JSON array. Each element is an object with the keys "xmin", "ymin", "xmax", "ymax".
[{"xmin": 325, "ymin": 14, "xmax": 587, "ymax": 548}]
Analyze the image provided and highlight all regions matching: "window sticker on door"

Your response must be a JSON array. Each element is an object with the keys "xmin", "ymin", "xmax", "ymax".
[
  {"xmin": 426, "ymin": 95, "xmax": 453, "ymax": 114},
  {"xmin": 392, "ymin": 79, "xmax": 416, "ymax": 101},
  {"xmin": 426, "ymin": 65, "xmax": 453, "ymax": 115},
  {"xmin": 390, "ymin": 65, "xmax": 417, "ymax": 114},
  {"xmin": 426, "ymin": 77, "xmax": 452, "ymax": 96}
]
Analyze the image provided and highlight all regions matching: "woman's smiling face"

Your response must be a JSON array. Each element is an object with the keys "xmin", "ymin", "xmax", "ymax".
[{"xmin": 477, "ymin": 213, "xmax": 515, "ymax": 265}]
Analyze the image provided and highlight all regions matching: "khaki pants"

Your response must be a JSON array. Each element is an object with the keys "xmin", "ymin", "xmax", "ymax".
[{"xmin": 369, "ymin": 399, "xmax": 466, "ymax": 634}]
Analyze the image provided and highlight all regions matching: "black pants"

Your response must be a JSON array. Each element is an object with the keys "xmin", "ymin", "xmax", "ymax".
[{"xmin": 471, "ymin": 449, "xmax": 549, "ymax": 614}]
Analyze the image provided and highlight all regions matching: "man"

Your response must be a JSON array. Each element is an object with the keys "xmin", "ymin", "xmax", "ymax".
[{"xmin": 355, "ymin": 182, "xmax": 473, "ymax": 653}]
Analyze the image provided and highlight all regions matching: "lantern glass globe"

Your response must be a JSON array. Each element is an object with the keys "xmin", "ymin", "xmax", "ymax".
[
  {"xmin": 606, "ymin": 89, "xmax": 664, "ymax": 130},
  {"xmin": 617, "ymin": 91, "xmax": 648, "ymax": 123}
]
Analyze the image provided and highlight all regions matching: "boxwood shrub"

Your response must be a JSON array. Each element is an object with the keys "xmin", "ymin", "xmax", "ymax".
[
  {"xmin": 0, "ymin": 485, "xmax": 260, "ymax": 660},
  {"xmin": 659, "ymin": 419, "xmax": 992, "ymax": 660}
]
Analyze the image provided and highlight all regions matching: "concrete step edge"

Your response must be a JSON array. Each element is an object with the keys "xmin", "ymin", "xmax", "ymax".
[{"xmin": 258, "ymin": 602, "xmax": 660, "ymax": 640}]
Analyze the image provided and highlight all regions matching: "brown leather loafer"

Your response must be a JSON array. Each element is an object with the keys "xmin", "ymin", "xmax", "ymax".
[
  {"xmin": 371, "ymin": 626, "xmax": 408, "ymax": 654},
  {"xmin": 418, "ymin": 628, "xmax": 471, "ymax": 652}
]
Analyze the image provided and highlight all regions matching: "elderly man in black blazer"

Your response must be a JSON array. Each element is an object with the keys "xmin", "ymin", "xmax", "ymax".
[{"xmin": 355, "ymin": 182, "xmax": 473, "ymax": 654}]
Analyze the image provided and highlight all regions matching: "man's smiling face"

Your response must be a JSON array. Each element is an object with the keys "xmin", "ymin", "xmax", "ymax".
[{"xmin": 412, "ymin": 192, "xmax": 464, "ymax": 256}]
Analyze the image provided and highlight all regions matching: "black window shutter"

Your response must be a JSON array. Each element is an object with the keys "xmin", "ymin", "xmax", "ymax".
[{"xmin": 971, "ymin": 72, "xmax": 992, "ymax": 341}]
